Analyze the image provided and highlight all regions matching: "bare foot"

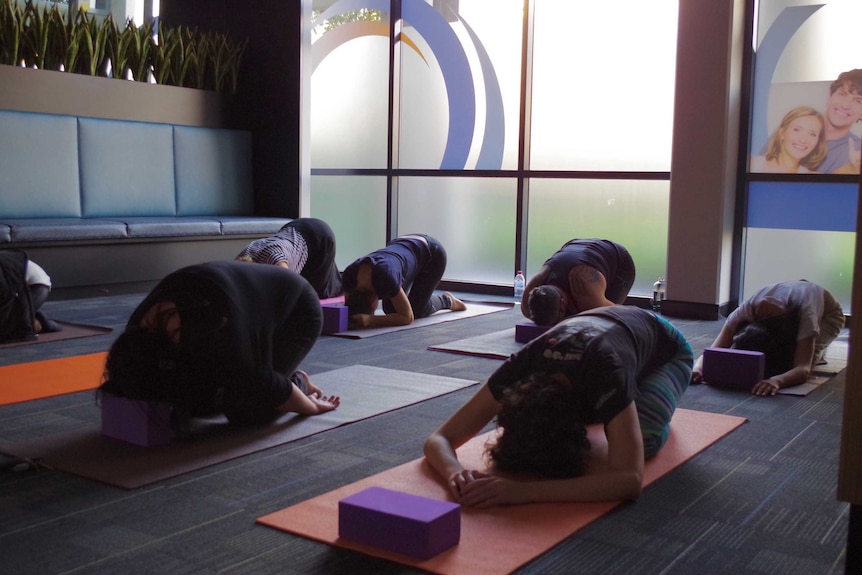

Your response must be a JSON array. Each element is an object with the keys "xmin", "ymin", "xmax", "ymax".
[{"xmin": 445, "ymin": 292, "xmax": 467, "ymax": 312}]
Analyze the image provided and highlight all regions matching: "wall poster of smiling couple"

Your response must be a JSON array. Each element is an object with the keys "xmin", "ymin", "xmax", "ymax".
[{"xmin": 751, "ymin": 68, "xmax": 862, "ymax": 175}]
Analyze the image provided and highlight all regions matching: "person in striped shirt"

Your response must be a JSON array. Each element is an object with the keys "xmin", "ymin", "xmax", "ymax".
[{"xmin": 236, "ymin": 218, "xmax": 342, "ymax": 299}]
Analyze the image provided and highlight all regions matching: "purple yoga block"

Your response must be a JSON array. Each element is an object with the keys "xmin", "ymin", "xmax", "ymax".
[
  {"xmin": 515, "ymin": 321, "xmax": 551, "ymax": 343},
  {"xmin": 338, "ymin": 486, "xmax": 461, "ymax": 560},
  {"xmin": 322, "ymin": 304, "xmax": 348, "ymax": 333},
  {"xmin": 702, "ymin": 347, "xmax": 765, "ymax": 389},
  {"xmin": 101, "ymin": 393, "xmax": 173, "ymax": 446}
]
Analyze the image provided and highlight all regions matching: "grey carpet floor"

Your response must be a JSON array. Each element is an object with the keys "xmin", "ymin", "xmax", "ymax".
[{"xmin": 0, "ymin": 294, "xmax": 849, "ymax": 574}]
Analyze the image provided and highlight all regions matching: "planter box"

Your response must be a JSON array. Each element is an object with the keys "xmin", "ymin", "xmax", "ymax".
[{"xmin": 0, "ymin": 64, "xmax": 230, "ymax": 128}]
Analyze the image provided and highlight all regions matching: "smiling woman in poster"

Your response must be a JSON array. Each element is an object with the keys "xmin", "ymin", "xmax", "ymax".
[{"xmin": 750, "ymin": 106, "xmax": 828, "ymax": 174}]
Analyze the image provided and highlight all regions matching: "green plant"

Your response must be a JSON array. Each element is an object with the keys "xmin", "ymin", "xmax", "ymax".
[
  {"xmin": 125, "ymin": 19, "xmax": 154, "ymax": 82},
  {"xmin": 165, "ymin": 26, "xmax": 198, "ymax": 89},
  {"xmin": 190, "ymin": 29, "xmax": 207, "ymax": 90},
  {"xmin": 48, "ymin": 5, "xmax": 73, "ymax": 72},
  {"xmin": 19, "ymin": 0, "xmax": 49, "ymax": 69},
  {"xmin": 151, "ymin": 20, "xmax": 179, "ymax": 85},
  {"xmin": 71, "ymin": 9, "xmax": 109, "ymax": 76},
  {"xmin": 0, "ymin": 0, "xmax": 246, "ymax": 93},
  {"xmin": 103, "ymin": 14, "xmax": 130, "ymax": 79},
  {"xmin": 209, "ymin": 30, "xmax": 246, "ymax": 94},
  {"xmin": 0, "ymin": 0, "xmax": 23, "ymax": 66}
]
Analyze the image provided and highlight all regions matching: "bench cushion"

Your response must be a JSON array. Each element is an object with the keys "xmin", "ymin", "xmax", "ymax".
[
  {"xmin": 79, "ymin": 117, "xmax": 176, "ymax": 217},
  {"xmin": 174, "ymin": 126, "xmax": 254, "ymax": 216},
  {"xmin": 0, "ymin": 110, "xmax": 82, "ymax": 218},
  {"xmin": 216, "ymin": 216, "xmax": 290, "ymax": 235},
  {"xmin": 0, "ymin": 218, "xmax": 129, "ymax": 242},
  {"xmin": 107, "ymin": 217, "xmax": 223, "ymax": 238}
]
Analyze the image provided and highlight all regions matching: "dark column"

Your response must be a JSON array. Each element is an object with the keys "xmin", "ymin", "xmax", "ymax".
[
  {"xmin": 848, "ymin": 504, "xmax": 861, "ymax": 574},
  {"xmin": 160, "ymin": 0, "xmax": 302, "ymax": 218}
]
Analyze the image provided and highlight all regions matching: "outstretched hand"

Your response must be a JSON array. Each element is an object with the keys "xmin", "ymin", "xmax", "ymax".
[
  {"xmin": 456, "ymin": 473, "xmax": 524, "ymax": 508},
  {"xmin": 751, "ymin": 378, "xmax": 780, "ymax": 396},
  {"xmin": 308, "ymin": 393, "xmax": 340, "ymax": 413},
  {"xmin": 278, "ymin": 374, "xmax": 341, "ymax": 416},
  {"xmin": 301, "ymin": 373, "xmax": 340, "ymax": 413},
  {"xmin": 447, "ymin": 468, "xmax": 489, "ymax": 500}
]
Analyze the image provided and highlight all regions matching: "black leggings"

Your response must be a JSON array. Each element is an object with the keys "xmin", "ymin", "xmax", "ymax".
[
  {"xmin": 271, "ymin": 276, "xmax": 323, "ymax": 378},
  {"xmin": 282, "ymin": 218, "xmax": 342, "ymax": 299},
  {"xmin": 382, "ymin": 235, "xmax": 449, "ymax": 319},
  {"xmin": 29, "ymin": 284, "xmax": 49, "ymax": 312}
]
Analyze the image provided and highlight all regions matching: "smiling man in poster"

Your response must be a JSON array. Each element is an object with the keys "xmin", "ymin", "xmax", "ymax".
[{"xmin": 823, "ymin": 69, "xmax": 862, "ymax": 174}]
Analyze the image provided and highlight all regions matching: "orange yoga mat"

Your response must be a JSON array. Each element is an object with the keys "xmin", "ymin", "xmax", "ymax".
[
  {"xmin": 258, "ymin": 408, "xmax": 747, "ymax": 575},
  {"xmin": 0, "ymin": 352, "xmax": 106, "ymax": 405}
]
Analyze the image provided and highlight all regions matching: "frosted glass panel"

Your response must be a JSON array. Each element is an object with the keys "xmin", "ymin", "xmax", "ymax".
[
  {"xmin": 309, "ymin": 175, "xmax": 387, "ymax": 270},
  {"xmin": 745, "ymin": 0, "xmax": 859, "ymax": 309},
  {"xmin": 310, "ymin": 5, "xmax": 389, "ymax": 169},
  {"xmin": 527, "ymin": 179, "xmax": 669, "ymax": 297},
  {"xmin": 742, "ymin": 228, "xmax": 854, "ymax": 313},
  {"xmin": 530, "ymin": 1, "xmax": 678, "ymax": 171},
  {"xmin": 397, "ymin": 177, "xmax": 517, "ymax": 285},
  {"xmin": 398, "ymin": 0, "xmax": 523, "ymax": 170}
]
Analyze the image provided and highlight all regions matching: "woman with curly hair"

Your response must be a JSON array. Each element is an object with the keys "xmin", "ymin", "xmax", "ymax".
[{"xmin": 424, "ymin": 305, "xmax": 691, "ymax": 507}]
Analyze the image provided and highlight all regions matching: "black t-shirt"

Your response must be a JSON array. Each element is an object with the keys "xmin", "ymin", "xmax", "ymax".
[
  {"xmin": 544, "ymin": 239, "xmax": 631, "ymax": 300},
  {"xmin": 487, "ymin": 306, "xmax": 676, "ymax": 424},
  {"xmin": 127, "ymin": 261, "xmax": 317, "ymax": 424},
  {"xmin": 342, "ymin": 236, "xmax": 431, "ymax": 298}
]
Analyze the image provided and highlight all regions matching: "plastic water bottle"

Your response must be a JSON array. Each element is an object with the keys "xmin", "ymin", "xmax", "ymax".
[
  {"xmin": 652, "ymin": 277, "xmax": 666, "ymax": 312},
  {"xmin": 514, "ymin": 270, "xmax": 526, "ymax": 303}
]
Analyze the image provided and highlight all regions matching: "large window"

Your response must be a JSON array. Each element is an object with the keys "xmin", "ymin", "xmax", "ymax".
[
  {"xmin": 745, "ymin": 0, "xmax": 860, "ymax": 311},
  {"xmin": 309, "ymin": 0, "xmax": 679, "ymax": 294}
]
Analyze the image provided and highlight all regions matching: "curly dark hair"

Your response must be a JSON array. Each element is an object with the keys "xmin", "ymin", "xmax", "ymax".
[
  {"xmin": 528, "ymin": 285, "xmax": 564, "ymax": 327},
  {"xmin": 731, "ymin": 310, "xmax": 801, "ymax": 377},
  {"xmin": 487, "ymin": 372, "xmax": 591, "ymax": 478}
]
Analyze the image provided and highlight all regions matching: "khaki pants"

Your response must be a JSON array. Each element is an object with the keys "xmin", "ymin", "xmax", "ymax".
[{"xmin": 815, "ymin": 289, "xmax": 845, "ymax": 363}]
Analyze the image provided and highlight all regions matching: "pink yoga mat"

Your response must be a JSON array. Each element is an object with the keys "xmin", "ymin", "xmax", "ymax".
[{"xmin": 258, "ymin": 408, "xmax": 747, "ymax": 575}]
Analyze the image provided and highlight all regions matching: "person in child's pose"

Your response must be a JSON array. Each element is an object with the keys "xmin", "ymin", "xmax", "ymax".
[
  {"xmin": 236, "ymin": 217, "xmax": 342, "ymax": 299},
  {"xmin": 522, "ymin": 238, "xmax": 635, "ymax": 326},
  {"xmin": 424, "ymin": 305, "xmax": 691, "ymax": 507},
  {"xmin": 100, "ymin": 261, "xmax": 339, "ymax": 429},
  {"xmin": 341, "ymin": 234, "xmax": 466, "ymax": 329},
  {"xmin": 691, "ymin": 280, "xmax": 844, "ymax": 396}
]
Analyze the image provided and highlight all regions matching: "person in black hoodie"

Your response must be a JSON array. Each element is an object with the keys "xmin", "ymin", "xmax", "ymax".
[{"xmin": 99, "ymin": 261, "xmax": 339, "ymax": 428}]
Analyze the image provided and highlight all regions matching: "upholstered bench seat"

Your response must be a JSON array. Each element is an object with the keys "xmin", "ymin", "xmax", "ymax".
[
  {"xmin": 0, "ymin": 218, "xmax": 130, "ymax": 242},
  {"xmin": 0, "ymin": 109, "xmax": 290, "ymax": 289},
  {"xmin": 0, "ymin": 217, "xmax": 291, "ymax": 243},
  {"xmin": 217, "ymin": 216, "xmax": 292, "ymax": 235}
]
